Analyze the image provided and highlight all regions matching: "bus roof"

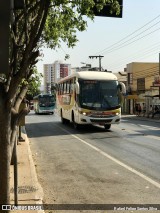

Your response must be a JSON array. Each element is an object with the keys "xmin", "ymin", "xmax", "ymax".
[
  {"xmin": 58, "ymin": 71, "xmax": 117, "ymax": 83},
  {"xmin": 33, "ymin": 93, "xmax": 53, "ymax": 99}
]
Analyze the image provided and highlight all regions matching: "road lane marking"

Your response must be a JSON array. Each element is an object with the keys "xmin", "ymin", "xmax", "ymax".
[
  {"xmin": 56, "ymin": 125, "xmax": 160, "ymax": 189},
  {"xmin": 140, "ymin": 124, "xmax": 160, "ymax": 130}
]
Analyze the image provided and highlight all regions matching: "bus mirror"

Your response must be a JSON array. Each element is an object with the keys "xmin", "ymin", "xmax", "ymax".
[
  {"xmin": 119, "ymin": 82, "xmax": 126, "ymax": 95},
  {"xmin": 75, "ymin": 82, "xmax": 80, "ymax": 94}
]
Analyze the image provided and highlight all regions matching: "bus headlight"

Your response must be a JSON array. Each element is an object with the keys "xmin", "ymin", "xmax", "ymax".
[
  {"xmin": 79, "ymin": 110, "xmax": 91, "ymax": 116},
  {"xmin": 115, "ymin": 112, "xmax": 120, "ymax": 116}
]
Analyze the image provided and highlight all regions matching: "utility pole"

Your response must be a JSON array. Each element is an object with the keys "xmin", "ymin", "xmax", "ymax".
[{"xmin": 89, "ymin": 55, "xmax": 104, "ymax": 71}]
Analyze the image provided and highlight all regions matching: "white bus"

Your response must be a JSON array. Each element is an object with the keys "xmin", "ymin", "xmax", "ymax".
[
  {"xmin": 56, "ymin": 71, "xmax": 126, "ymax": 130},
  {"xmin": 33, "ymin": 94, "xmax": 55, "ymax": 114}
]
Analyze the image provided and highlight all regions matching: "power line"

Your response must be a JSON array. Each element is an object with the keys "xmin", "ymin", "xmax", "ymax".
[
  {"xmin": 84, "ymin": 14, "xmax": 160, "ymax": 71},
  {"xmin": 99, "ymin": 26, "xmax": 160, "ymax": 55},
  {"xmin": 107, "ymin": 42, "xmax": 160, "ymax": 70},
  {"xmin": 94, "ymin": 14, "xmax": 160, "ymax": 56}
]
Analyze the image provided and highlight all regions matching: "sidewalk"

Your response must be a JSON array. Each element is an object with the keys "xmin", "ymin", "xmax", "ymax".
[
  {"xmin": 122, "ymin": 114, "xmax": 160, "ymax": 123},
  {"xmin": 10, "ymin": 128, "xmax": 44, "ymax": 213}
]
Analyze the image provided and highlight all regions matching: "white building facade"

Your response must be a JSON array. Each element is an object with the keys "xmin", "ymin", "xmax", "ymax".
[{"xmin": 43, "ymin": 61, "xmax": 71, "ymax": 93}]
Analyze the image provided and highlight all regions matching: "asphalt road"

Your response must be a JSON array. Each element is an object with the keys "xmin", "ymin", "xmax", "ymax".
[{"xmin": 25, "ymin": 112, "xmax": 160, "ymax": 213}]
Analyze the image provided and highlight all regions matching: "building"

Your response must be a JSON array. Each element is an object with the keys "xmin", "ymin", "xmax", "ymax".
[
  {"xmin": 43, "ymin": 64, "xmax": 55, "ymax": 93},
  {"xmin": 71, "ymin": 67, "xmax": 81, "ymax": 73},
  {"xmin": 58, "ymin": 63, "xmax": 71, "ymax": 81},
  {"xmin": 43, "ymin": 61, "xmax": 71, "ymax": 93},
  {"xmin": 125, "ymin": 62, "xmax": 159, "ymax": 114},
  {"xmin": 114, "ymin": 71, "xmax": 127, "ymax": 83},
  {"xmin": 114, "ymin": 71, "xmax": 127, "ymax": 113}
]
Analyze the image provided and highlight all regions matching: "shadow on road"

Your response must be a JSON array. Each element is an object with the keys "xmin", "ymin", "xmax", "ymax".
[{"xmin": 25, "ymin": 120, "xmax": 114, "ymax": 138}]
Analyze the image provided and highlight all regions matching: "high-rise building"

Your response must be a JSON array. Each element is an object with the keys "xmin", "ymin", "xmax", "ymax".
[
  {"xmin": 43, "ymin": 64, "xmax": 55, "ymax": 94},
  {"xmin": 43, "ymin": 61, "xmax": 71, "ymax": 93},
  {"xmin": 55, "ymin": 61, "xmax": 71, "ymax": 81}
]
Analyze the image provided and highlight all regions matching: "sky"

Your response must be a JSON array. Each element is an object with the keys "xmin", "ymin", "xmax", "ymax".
[{"xmin": 36, "ymin": 0, "xmax": 160, "ymax": 74}]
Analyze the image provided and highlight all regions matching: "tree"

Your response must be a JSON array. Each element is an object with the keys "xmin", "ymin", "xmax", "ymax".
[
  {"xmin": 26, "ymin": 68, "xmax": 43, "ymax": 100},
  {"xmin": 0, "ymin": 0, "xmax": 120, "ymax": 211},
  {"xmin": 51, "ymin": 83, "xmax": 57, "ymax": 98}
]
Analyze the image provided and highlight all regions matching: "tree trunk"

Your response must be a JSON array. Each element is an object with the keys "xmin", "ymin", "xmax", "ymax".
[{"xmin": 0, "ymin": 89, "xmax": 11, "ymax": 213}]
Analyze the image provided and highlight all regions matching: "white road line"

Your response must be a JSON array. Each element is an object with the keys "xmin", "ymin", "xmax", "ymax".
[
  {"xmin": 56, "ymin": 125, "xmax": 160, "ymax": 189},
  {"xmin": 123, "ymin": 123, "xmax": 160, "ymax": 131},
  {"xmin": 140, "ymin": 124, "xmax": 160, "ymax": 130}
]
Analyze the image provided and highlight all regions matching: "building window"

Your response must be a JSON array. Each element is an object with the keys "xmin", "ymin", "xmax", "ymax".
[
  {"xmin": 128, "ymin": 73, "xmax": 133, "ymax": 85},
  {"xmin": 137, "ymin": 78, "xmax": 145, "ymax": 93}
]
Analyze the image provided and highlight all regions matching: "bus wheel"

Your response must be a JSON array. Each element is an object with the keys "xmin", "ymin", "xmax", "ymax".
[
  {"xmin": 104, "ymin": 124, "xmax": 111, "ymax": 130},
  {"xmin": 61, "ymin": 111, "xmax": 66, "ymax": 124},
  {"xmin": 72, "ymin": 113, "xmax": 80, "ymax": 129}
]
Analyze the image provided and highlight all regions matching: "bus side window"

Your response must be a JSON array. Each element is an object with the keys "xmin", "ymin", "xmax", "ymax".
[
  {"xmin": 58, "ymin": 84, "xmax": 60, "ymax": 95},
  {"xmin": 62, "ymin": 83, "xmax": 65, "ymax": 94},
  {"xmin": 68, "ymin": 80, "xmax": 71, "ymax": 94},
  {"xmin": 66, "ymin": 81, "xmax": 70, "ymax": 94},
  {"xmin": 60, "ymin": 84, "xmax": 63, "ymax": 95},
  {"xmin": 60, "ymin": 84, "xmax": 62, "ymax": 95},
  {"xmin": 65, "ymin": 82, "xmax": 67, "ymax": 94},
  {"xmin": 70, "ymin": 80, "xmax": 74, "ymax": 94}
]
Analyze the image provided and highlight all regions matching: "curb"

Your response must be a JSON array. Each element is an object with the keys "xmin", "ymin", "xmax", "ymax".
[
  {"xmin": 23, "ymin": 128, "xmax": 45, "ymax": 213},
  {"xmin": 10, "ymin": 127, "xmax": 45, "ymax": 213}
]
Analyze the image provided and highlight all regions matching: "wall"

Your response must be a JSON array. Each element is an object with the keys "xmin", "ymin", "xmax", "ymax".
[{"xmin": 126, "ymin": 62, "xmax": 159, "ymax": 114}]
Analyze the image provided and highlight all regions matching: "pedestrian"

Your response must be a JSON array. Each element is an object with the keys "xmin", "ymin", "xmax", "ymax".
[
  {"xmin": 135, "ymin": 104, "xmax": 138, "ymax": 116},
  {"xmin": 137, "ymin": 104, "xmax": 141, "ymax": 116},
  {"xmin": 142, "ymin": 103, "xmax": 146, "ymax": 117},
  {"xmin": 147, "ymin": 105, "xmax": 153, "ymax": 118},
  {"xmin": 152, "ymin": 105, "xmax": 159, "ymax": 118},
  {"xmin": 18, "ymin": 97, "xmax": 30, "ymax": 142}
]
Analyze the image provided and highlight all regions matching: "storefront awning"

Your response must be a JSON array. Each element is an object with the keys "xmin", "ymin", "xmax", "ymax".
[
  {"xmin": 152, "ymin": 95, "xmax": 160, "ymax": 98},
  {"xmin": 144, "ymin": 95, "xmax": 160, "ymax": 98},
  {"xmin": 144, "ymin": 95, "xmax": 152, "ymax": 97},
  {"xmin": 125, "ymin": 95, "xmax": 138, "ymax": 99}
]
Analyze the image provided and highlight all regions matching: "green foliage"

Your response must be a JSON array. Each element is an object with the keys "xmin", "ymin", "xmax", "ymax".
[
  {"xmin": 64, "ymin": 54, "xmax": 70, "ymax": 60},
  {"xmin": 51, "ymin": 83, "xmax": 57, "ymax": 97},
  {"xmin": 42, "ymin": 0, "xmax": 121, "ymax": 49},
  {"xmin": 26, "ymin": 68, "xmax": 43, "ymax": 99}
]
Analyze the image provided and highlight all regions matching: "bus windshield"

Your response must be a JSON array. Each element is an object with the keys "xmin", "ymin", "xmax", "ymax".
[
  {"xmin": 39, "ymin": 96, "xmax": 55, "ymax": 107},
  {"xmin": 79, "ymin": 79, "xmax": 120, "ymax": 110}
]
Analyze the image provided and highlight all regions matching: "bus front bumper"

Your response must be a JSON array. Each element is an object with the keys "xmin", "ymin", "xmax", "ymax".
[
  {"xmin": 39, "ymin": 109, "xmax": 54, "ymax": 114},
  {"xmin": 79, "ymin": 114, "xmax": 121, "ymax": 125}
]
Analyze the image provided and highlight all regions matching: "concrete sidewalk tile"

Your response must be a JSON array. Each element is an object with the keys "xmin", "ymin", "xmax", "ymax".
[{"xmin": 10, "ymin": 132, "xmax": 44, "ymax": 212}]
